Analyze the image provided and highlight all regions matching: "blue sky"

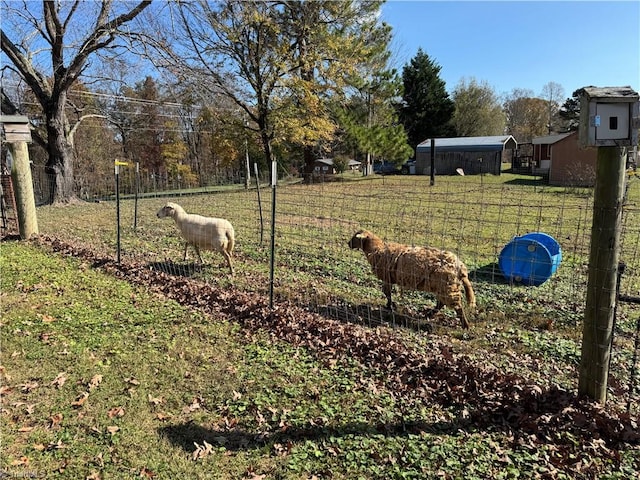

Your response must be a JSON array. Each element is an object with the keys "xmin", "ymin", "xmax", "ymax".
[{"xmin": 381, "ymin": 0, "xmax": 640, "ymax": 99}]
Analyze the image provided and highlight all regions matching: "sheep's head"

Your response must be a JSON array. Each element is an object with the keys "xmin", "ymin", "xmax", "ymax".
[
  {"xmin": 348, "ymin": 229, "xmax": 375, "ymax": 251},
  {"xmin": 156, "ymin": 202, "xmax": 180, "ymax": 219}
]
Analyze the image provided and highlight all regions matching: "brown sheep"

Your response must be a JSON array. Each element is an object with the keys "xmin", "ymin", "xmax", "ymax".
[{"xmin": 348, "ymin": 229, "xmax": 475, "ymax": 329}]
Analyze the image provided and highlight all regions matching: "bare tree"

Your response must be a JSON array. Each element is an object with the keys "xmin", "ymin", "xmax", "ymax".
[
  {"xmin": 540, "ymin": 81, "xmax": 566, "ymax": 134},
  {"xmin": 1, "ymin": 0, "xmax": 152, "ymax": 203},
  {"xmin": 151, "ymin": 1, "xmax": 284, "ymax": 176}
]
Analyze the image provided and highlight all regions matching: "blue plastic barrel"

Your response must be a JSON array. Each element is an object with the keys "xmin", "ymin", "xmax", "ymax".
[{"xmin": 498, "ymin": 232, "xmax": 562, "ymax": 286}]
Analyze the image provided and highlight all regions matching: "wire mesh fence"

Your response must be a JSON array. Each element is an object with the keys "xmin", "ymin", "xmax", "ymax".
[{"xmin": 22, "ymin": 167, "xmax": 640, "ymax": 413}]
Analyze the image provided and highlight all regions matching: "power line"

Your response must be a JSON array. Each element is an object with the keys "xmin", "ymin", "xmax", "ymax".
[{"xmin": 1, "ymin": 81, "xmax": 213, "ymax": 110}]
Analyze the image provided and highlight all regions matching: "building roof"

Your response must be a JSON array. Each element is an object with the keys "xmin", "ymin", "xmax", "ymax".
[
  {"xmin": 532, "ymin": 133, "xmax": 572, "ymax": 145},
  {"xmin": 0, "ymin": 115, "xmax": 30, "ymax": 124},
  {"xmin": 315, "ymin": 158, "xmax": 334, "ymax": 166},
  {"xmin": 416, "ymin": 135, "xmax": 517, "ymax": 152},
  {"xmin": 315, "ymin": 158, "xmax": 361, "ymax": 167},
  {"xmin": 579, "ymin": 86, "xmax": 639, "ymax": 102}
]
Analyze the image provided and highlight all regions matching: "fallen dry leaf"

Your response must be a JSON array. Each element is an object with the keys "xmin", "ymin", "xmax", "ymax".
[
  {"xmin": 155, "ymin": 412, "xmax": 171, "ymax": 421},
  {"xmin": 39, "ymin": 332, "xmax": 54, "ymax": 344},
  {"xmin": 49, "ymin": 413, "xmax": 63, "ymax": 428},
  {"xmin": 182, "ymin": 397, "xmax": 202, "ymax": 413},
  {"xmin": 71, "ymin": 392, "xmax": 89, "ymax": 408},
  {"xmin": 20, "ymin": 381, "xmax": 39, "ymax": 393},
  {"xmin": 148, "ymin": 394, "xmax": 163, "ymax": 406},
  {"xmin": 139, "ymin": 467, "xmax": 156, "ymax": 478},
  {"xmin": 17, "ymin": 426, "xmax": 34, "ymax": 433},
  {"xmin": 11, "ymin": 456, "xmax": 29, "ymax": 466},
  {"xmin": 106, "ymin": 425, "xmax": 120, "ymax": 435},
  {"xmin": 40, "ymin": 314, "xmax": 56, "ymax": 323},
  {"xmin": 192, "ymin": 440, "xmax": 214, "ymax": 461},
  {"xmin": 47, "ymin": 439, "xmax": 65, "ymax": 450},
  {"xmin": 107, "ymin": 406, "xmax": 125, "ymax": 419},
  {"xmin": 88, "ymin": 374, "xmax": 103, "ymax": 390},
  {"xmin": 55, "ymin": 458, "xmax": 68, "ymax": 473},
  {"xmin": 51, "ymin": 372, "xmax": 68, "ymax": 389}
]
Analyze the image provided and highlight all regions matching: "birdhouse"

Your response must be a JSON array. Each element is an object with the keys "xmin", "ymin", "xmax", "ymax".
[
  {"xmin": 579, "ymin": 86, "xmax": 640, "ymax": 148},
  {"xmin": 0, "ymin": 115, "xmax": 32, "ymax": 143}
]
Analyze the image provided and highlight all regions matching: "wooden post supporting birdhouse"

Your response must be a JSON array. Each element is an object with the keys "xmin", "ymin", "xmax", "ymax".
[
  {"xmin": 1, "ymin": 115, "xmax": 38, "ymax": 239},
  {"xmin": 577, "ymin": 86, "xmax": 640, "ymax": 404}
]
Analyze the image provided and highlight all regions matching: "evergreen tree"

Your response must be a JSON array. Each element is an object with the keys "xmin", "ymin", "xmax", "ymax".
[
  {"xmin": 336, "ymin": 24, "xmax": 412, "ymax": 173},
  {"xmin": 399, "ymin": 49, "xmax": 455, "ymax": 149},
  {"xmin": 558, "ymin": 89, "xmax": 581, "ymax": 132}
]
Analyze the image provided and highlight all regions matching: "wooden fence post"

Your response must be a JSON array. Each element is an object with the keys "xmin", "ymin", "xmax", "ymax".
[
  {"xmin": 8, "ymin": 141, "xmax": 39, "ymax": 239},
  {"xmin": 578, "ymin": 146, "xmax": 626, "ymax": 403}
]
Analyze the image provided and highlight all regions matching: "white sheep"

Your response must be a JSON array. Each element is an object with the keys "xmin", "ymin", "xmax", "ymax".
[
  {"xmin": 157, "ymin": 202, "xmax": 235, "ymax": 274},
  {"xmin": 348, "ymin": 229, "xmax": 476, "ymax": 329}
]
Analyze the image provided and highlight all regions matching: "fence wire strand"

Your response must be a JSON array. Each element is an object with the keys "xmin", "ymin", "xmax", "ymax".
[{"xmin": 19, "ymin": 168, "xmax": 640, "ymax": 413}]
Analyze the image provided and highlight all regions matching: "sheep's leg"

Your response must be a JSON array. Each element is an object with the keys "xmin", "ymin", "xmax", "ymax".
[
  {"xmin": 222, "ymin": 250, "xmax": 234, "ymax": 275},
  {"xmin": 194, "ymin": 245, "xmax": 204, "ymax": 264},
  {"xmin": 455, "ymin": 307, "xmax": 470, "ymax": 329},
  {"xmin": 383, "ymin": 283, "xmax": 395, "ymax": 310},
  {"xmin": 182, "ymin": 243, "xmax": 189, "ymax": 261}
]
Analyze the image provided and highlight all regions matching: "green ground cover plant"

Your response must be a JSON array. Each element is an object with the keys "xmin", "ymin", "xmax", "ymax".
[{"xmin": 1, "ymin": 239, "xmax": 639, "ymax": 479}]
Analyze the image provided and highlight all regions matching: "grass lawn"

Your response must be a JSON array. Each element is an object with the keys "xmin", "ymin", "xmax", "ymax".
[
  {"xmin": 0, "ymin": 238, "xmax": 640, "ymax": 479},
  {"xmin": 2, "ymin": 171, "xmax": 639, "ymax": 478}
]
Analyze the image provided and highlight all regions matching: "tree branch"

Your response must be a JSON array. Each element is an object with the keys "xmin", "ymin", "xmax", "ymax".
[{"xmin": 0, "ymin": 29, "xmax": 52, "ymax": 101}]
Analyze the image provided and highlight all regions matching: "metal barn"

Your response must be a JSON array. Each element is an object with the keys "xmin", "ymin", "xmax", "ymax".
[{"xmin": 415, "ymin": 135, "xmax": 517, "ymax": 176}]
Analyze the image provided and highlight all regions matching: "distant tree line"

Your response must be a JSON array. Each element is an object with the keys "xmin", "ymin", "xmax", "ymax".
[{"xmin": 1, "ymin": 0, "xmax": 581, "ymax": 203}]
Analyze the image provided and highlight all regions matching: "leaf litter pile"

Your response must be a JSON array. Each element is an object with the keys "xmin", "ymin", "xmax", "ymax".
[{"xmin": 34, "ymin": 235, "xmax": 639, "ymax": 474}]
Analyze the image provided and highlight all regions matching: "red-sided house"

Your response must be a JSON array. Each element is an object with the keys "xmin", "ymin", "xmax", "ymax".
[
  {"xmin": 547, "ymin": 132, "xmax": 597, "ymax": 186},
  {"xmin": 532, "ymin": 133, "xmax": 571, "ymax": 176}
]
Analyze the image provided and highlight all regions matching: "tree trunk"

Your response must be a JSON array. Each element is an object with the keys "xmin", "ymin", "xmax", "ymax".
[
  {"xmin": 261, "ymin": 132, "xmax": 274, "ymax": 179},
  {"xmin": 303, "ymin": 147, "xmax": 315, "ymax": 184},
  {"xmin": 44, "ymin": 100, "xmax": 76, "ymax": 204}
]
